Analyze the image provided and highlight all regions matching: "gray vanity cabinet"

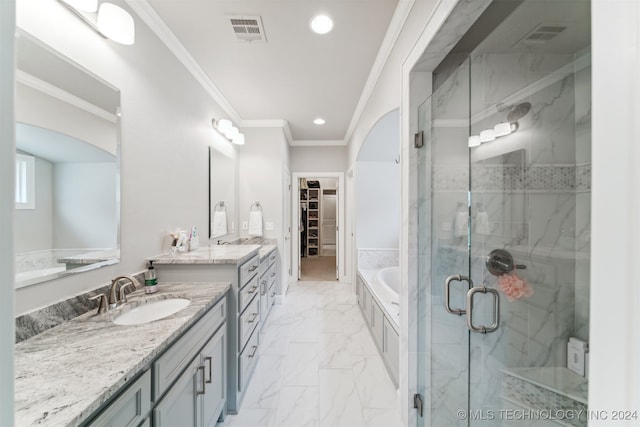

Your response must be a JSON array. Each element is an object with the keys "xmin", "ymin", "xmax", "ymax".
[
  {"xmin": 151, "ymin": 250, "xmax": 263, "ymax": 413},
  {"xmin": 258, "ymin": 250, "xmax": 277, "ymax": 328},
  {"xmin": 371, "ymin": 299, "xmax": 384, "ymax": 348},
  {"xmin": 87, "ymin": 370, "xmax": 151, "ymax": 427},
  {"xmin": 153, "ymin": 326, "xmax": 226, "ymax": 427}
]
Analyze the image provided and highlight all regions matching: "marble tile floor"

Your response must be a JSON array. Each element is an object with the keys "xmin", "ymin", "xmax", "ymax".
[{"xmin": 218, "ymin": 280, "xmax": 401, "ymax": 427}]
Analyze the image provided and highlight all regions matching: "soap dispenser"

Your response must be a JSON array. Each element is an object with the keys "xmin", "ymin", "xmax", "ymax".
[{"xmin": 145, "ymin": 261, "xmax": 158, "ymax": 294}]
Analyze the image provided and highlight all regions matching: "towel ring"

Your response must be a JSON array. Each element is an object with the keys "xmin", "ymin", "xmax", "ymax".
[
  {"xmin": 250, "ymin": 201, "xmax": 262, "ymax": 212},
  {"xmin": 215, "ymin": 201, "xmax": 226, "ymax": 212}
]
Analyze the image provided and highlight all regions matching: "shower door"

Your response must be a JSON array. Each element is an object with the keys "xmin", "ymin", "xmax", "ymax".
[{"xmin": 416, "ymin": 37, "xmax": 591, "ymax": 427}]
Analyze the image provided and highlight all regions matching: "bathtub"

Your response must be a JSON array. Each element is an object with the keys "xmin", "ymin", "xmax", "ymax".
[
  {"xmin": 358, "ymin": 266, "xmax": 400, "ymax": 325},
  {"xmin": 15, "ymin": 266, "xmax": 66, "ymax": 288}
]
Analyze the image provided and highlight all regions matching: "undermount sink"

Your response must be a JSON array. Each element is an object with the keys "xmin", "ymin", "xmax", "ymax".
[{"xmin": 113, "ymin": 298, "xmax": 191, "ymax": 326}]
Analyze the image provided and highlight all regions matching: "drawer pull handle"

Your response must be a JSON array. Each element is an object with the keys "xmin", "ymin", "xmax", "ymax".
[
  {"xmin": 248, "ymin": 265, "xmax": 258, "ymax": 272},
  {"xmin": 270, "ymin": 272, "xmax": 276, "ymax": 277},
  {"xmin": 261, "ymin": 291, "xmax": 266, "ymax": 296},
  {"xmin": 270, "ymin": 292, "xmax": 275, "ymax": 297},
  {"xmin": 270, "ymin": 256, "xmax": 275, "ymax": 261},
  {"xmin": 261, "ymin": 280, "xmax": 267, "ymax": 286},
  {"xmin": 204, "ymin": 356, "xmax": 212, "ymax": 383},
  {"xmin": 248, "ymin": 312, "xmax": 258, "ymax": 323},
  {"xmin": 249, "ymin": 285, "xmax": 258, "ymax": 294},
  {"xmin": 248, "ymin": 345, "xmax": 258, "ymax": 358},
  {"xmin": 197, "ymin": 366, "xmax": 206, "ymax": 395}
]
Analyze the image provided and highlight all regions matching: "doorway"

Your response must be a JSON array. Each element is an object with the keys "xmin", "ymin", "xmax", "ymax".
[{"xmin": 292, "ymin": 172, "xmax": 345, "ymax": 283}]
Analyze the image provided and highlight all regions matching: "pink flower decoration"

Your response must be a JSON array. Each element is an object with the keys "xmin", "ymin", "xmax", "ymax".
[{"xmin": 498, "ymin": 273, "xmax": 533, "ymax": 301}]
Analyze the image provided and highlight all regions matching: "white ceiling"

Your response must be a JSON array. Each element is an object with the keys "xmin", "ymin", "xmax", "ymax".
[{"xmin": 139, "ymin": 0, "xmax": 400, "ymax": 145}]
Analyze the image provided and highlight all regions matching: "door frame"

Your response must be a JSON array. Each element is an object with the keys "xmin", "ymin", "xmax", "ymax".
[{"xmin": 291, "ymin": 172, "xmax": 346, "ymax": 283}]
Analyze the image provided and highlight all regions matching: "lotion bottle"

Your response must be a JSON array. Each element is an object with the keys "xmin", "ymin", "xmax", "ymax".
[{"xmin": 145, "ymin": 261, "xmax": 158, "ymax": 294}]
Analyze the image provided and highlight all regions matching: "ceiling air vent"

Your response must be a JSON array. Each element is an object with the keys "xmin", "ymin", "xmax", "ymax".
[
  {"xmin": 228, "ymin": 15, "xmax": 266, "ymax": 42},
  {"xmin": 518, "ymin": 24, "xmax": 567, "ymax": 46}
]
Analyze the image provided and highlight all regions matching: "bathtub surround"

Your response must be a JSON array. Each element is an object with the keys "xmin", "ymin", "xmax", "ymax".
[{"xmin": 357, "ymin": 249, "xmax": 399, "ymax": 271}]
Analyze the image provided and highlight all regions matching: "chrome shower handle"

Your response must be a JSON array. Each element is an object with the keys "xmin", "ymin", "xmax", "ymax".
[
  {"xmin": 466, "ymin": 286, "xmax": 500, "ymax": 334},
  {"xmin": 444, "ymin": 274, "xmax": 471, "ymax": 316}
]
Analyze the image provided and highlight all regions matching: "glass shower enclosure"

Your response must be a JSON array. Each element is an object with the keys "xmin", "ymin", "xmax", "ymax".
[{"xmin": 416, "ymin": 1, "xmax": 591, "ymax": 425}]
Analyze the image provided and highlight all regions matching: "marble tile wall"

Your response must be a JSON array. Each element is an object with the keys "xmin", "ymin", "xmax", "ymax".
[{"xmin": 357, "ymin": 249, "xmax": 399, "ymax": 271}]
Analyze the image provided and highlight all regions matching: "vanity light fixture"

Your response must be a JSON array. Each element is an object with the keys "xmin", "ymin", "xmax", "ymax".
[
  {"xmin": 58, "ymin": 0, "xmax": 135, "ymax": 45},
  {"xmin": 313, "ymin": 118, "xmax": 326, "ymax": 125},
  {"xmin": 310, "ymin": 15, "xmax": 333, "ymax": 34},
  {"xmin": 212, "ymin": 118, "xmax": 245, "ymax": 145},
  {"xmin": 468, "ymin": 102, "xmax": 531, "ymax": 148}
]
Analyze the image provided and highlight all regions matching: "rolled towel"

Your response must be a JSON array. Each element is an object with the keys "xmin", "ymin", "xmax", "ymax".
[
  {"xmin": 248, "ymin": 210, "xmax": 263, "ymax": 236},
  {"xmin": 211, "ymin": 210, "xmax": 227, "ymax": 236},
  {"xmin": 454, "ymin": 211, "xmax": 468, "ymax": 237}
]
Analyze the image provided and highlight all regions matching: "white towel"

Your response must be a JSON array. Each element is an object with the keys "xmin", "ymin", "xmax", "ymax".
[
  {"xmin": 475, "ymin": 211, "xmax": 491, "ymax": 235},
  {"xmin": 248, "ymin": 210, "xmax": 263, "ymax": 236},
  {"xmin": 454, "ymin": 211, "xmax": 468, "ymax": 237},
  {"xmin": 211, "ymin": 210, "xmax": 227, "ymax": 236}
]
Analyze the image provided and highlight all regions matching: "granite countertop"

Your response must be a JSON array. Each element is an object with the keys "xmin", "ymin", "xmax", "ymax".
[
  {"xmin": 148, "ymin": 245, "xmax": 260, "ymax": 265},
  {"xmin": 14, "ymin": 282, "xmax": 230, "ymax": 427},
  {"xmin": 258, "ymin": 244, "xmax": 277, "ymax": 261}
]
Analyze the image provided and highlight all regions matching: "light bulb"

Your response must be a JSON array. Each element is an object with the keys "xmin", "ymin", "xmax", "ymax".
[
  {"xmin": 493, "ymin": 122, "xmax": 512, "ymax": 137},
  {"xmin": 479, "ymin": 129, "xmax": 495, "ymax": 143},
  {"xmin": 468, "ymin": 135, "xmax": 481, "ymax": 147},
  {"xmin": 232, "ymin": 133, "xmax": 245, "ymax": 145},
  {"xmin": 310, "ymin": 15, "xmax": 333, "ymax": 34}
]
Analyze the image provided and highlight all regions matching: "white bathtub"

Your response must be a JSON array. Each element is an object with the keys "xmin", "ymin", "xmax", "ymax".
[
  {"xmin": 372, "ymin": 266, "xmax": 400, "ymax": 321},
  {"xmin": 15, "ymin": 266, "xmax": 66, "ymax": 288}
]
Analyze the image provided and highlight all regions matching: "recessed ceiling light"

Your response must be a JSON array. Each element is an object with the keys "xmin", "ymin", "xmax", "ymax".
[
  {"xmin": 313, "ymin": 118, "xmax": 326, "ymax": 125},
  {"xmin": 310, "ymin": 15, "xmax": 333, "ymax": 35}
]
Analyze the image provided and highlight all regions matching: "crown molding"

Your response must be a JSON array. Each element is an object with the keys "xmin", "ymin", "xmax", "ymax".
[
  {"xmin": 343, "ymin": 0, "xmax": 415, "ymax": 144},
  {"xmin": 125, "ymin": 0, "xmax": 242, "ymax": 123},
  {"xmin": 290, "ymin": 140, "xmax": 346, "ymax": 147},
  {"xmin": 241, "ymin": 119, "xmax": 294, "ymax": 145},
  {"xmin": 16, "ymin": 70, "xmax": 118, "ymax": 123}
]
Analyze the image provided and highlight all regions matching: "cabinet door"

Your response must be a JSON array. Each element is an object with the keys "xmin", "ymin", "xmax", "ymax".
[
  {"xmin": 88, "ymin": 370, "xmax": 151, "ymax": 427},
  {"xmin": 201, "ymin": 328, "xmax": 226, "ymax": 427},
  {"xmin": 153, "ymin": 356, "xmax": 200, "ymax": 427}
]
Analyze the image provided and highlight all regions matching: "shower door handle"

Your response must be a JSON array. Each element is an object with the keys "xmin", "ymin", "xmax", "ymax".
[
  {"xmin": 444, "ymin": 274, "xmax": 471, "ymax": 315},
  {"xmin": 466, "ymin": 286, "xmax": 500, "ymax": 333}
]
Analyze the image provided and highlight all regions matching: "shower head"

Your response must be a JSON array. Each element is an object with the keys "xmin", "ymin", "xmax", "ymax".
[{"xmin": 507, "ymin": 102, "xmax": 531, "ymax": 123}]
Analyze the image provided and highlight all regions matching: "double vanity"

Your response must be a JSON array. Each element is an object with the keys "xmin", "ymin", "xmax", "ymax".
[{"xmin": 14, "ymin": 243, "xmax": 279, "ymax": 427}]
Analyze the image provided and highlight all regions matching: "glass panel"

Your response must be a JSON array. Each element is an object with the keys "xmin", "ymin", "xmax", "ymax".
[
  {"xmin": 417, "ymin": 58, "xmax": 471, "ymax": 427},
  {"xmin": 467, "ymin": 1, "xmax": 591, "ymax": 425}
]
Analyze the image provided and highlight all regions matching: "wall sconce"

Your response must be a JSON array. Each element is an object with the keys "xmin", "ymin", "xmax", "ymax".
[
  {"xmin": 212, "ymin": 118, "xmax": 245, "ymax": 145},
  {"xmin": 59, "ymin": 0, "xmax": 135, "ymax": 45},
  {"xmin": 468, "ymin": 102, "xmax": 531, "ymax": 148}
]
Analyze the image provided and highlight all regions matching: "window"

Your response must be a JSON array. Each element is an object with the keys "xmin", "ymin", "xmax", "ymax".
[{"xmin": 15, "ymin": 153, "xmax": 35, "ymax": 210}]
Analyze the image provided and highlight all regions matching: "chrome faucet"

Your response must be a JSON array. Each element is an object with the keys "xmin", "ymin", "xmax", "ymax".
[{"xmin": 108, "ymin": 275, "xmax": 141, "ymax": 309}]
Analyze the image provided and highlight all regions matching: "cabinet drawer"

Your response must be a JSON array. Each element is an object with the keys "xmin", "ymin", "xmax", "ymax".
[
  {"xmin": 268, "ymin": 251, "xmax": 277, "ymax": 268},
  {"xmin": 266, "ymin": 263, "xmax": 277, "ymax": 284},
  {"xmin": 239, "ymin": 255, "xmax": 260, "ymax": 286},
  {"xmin": 238, "ymin": 328, "xmax": 259, "ymax": 393},
  {"xmin": 238, "ymin": 295, "xmax": 260, "ymax": 351},
  {"xmin": 153, "ymin": 298, "xmax": 226, "ymax": 400},
  {"xmin": 239, "ymin": 274, "xmax": 259, "ymax": 314},
  {"xmin": 258, "ymin": 258, "xmax": 269, "ymax": 279},
  {"xmin": 88, "ymin": 370, "xmax": 151, "ymax": 427}
]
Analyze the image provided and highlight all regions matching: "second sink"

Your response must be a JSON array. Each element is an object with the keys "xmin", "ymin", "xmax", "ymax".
[{"xmin": 113, "ymin": 298, "xmax": 191, "ymax": 326}]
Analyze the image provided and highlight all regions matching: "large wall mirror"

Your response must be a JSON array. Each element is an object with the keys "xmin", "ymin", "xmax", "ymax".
[
  {"xmin": 15, "ymin": 30, "xmax": 120, "ymax": 288},
  {"xmin": 209, "ymin": 146, "xmax": 237, "ymax": 240}
]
